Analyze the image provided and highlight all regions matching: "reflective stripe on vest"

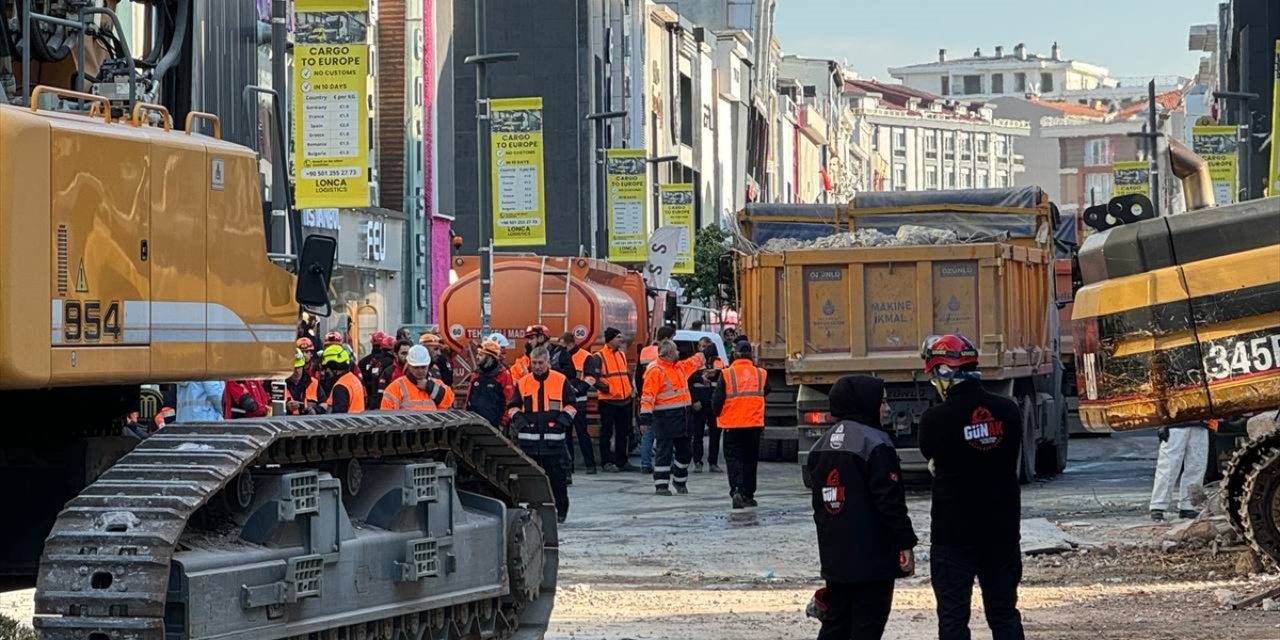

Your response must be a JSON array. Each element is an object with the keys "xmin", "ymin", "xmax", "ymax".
[
  {"xmin": 518, "ymin": 432, "xmax": 567, "ymax": 441},
  {"xmin": 719, "ymin": 362, "xmax": 766, "ymax": 428},
  {"xmin": 518, "ymin": 371, "xmax": 577, "ymax": 419},
  {"xmin": 597, "ymin": 347, "xmax": 634, "ymax": 400},
  {"xmin": 641, "ymin": 363, "xmax": 692, "ymax": 414},
  {"xmin": 384, "ymin": 377, "xmax": 439, "ymax": 411}
]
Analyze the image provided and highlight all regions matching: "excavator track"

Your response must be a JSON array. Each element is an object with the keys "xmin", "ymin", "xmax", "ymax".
[
  {"xmin": 32, "ymin": 411, "xmax": 559, "ymax": 640},
  {"xmin": 1229, "ymin": 426, "xmax": 1280, "ymax": 568}
]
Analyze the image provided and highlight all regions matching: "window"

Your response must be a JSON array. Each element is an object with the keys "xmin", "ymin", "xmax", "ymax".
[
  {"xmin": 1084, "ymin": 172, "xmax": 1113, "ymax": 205},
  {"xmin": 1084, "ymin": 139, "xmax": 1112, "ymax": 167},
  {"xmin": 1014, "ymin": 73, "xmax": 1027, "ymax": 92},
  {"xmin": 925, "ymin": 166, "xmax": 938, "ymax": 189},
  {"xmin": 944, "ymin": 133, "xmax": 955, "ymax": 156},
  {"xmin": 977, "ymin": 171, "xmax": 989, "ymax": 188},
  {"xmin": 893, "ymin": 164, "xmax": 907, "ymax": 190},
  {"xmin": 925, "ymin": 131, "xmax": 938, "ymax": 158},
  {"xmin": 679, "ymin": 74, "xmax": 693, "ymax": 146},
  {"xmin": 976, "ymin": 134, "xmax": 989, "ymax": 159},
  {"xmin": 991, "ymin": 73, "xmax": 1004, "ymax": 94},
  {"xmin": 994, "ymin": 135, "xmax": 1008, "ymax": 158},
  {"xmin": 872, "ymin": 125, "xmax": 880, "ymax": 151},
  {"xmin": 960, "ymin": 168, "xmax": 972, "ymax": 188},
  {"xmin": 1040, "ymin": 72, "xmax": 1054, "ymax": 93},
  {"xmin": 941, "ymin": 76, "xmax": 950, "ymax": 95},
  {"xmin": 962, "ymin": 75, "xmax": 982, "ymax": 95},
  {"xmin": 997, "ymin": 170, "xmax": 1010, "ymax": 187},
  {"xmin": 945, "ymin": 170, "xmax": 956, "ymax": 189},
  {"xmin": 893, "ymin": 128, "xmax": 907, "ymax": 157},
  {"xmin": 960, "ymin": 134, "xmax": 972, "ymax": 160}
]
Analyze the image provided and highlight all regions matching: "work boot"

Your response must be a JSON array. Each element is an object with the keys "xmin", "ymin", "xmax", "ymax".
[
  {"xmin": 745, "ymin": 496, "xmax": 758, "ymax": 508},
  {"xmin": 675, "ymin": 484, "xmax": 689, "ymax": 495},
  {"xmin": 731, "ymin": 492, "xmax": 746, "ymax": 509},
  {"xmin": 557, "ymin": 512, "xmax": 567, "ymax": 524},
  {"xmin": 694, "ymin": 462, "xmax": 704, "ymax": 473},
  {"xmin": 655, "ymin": 487, "xmax": 672, "ymax": 496},
  {"xmin": 603, "ymin": 463, "xmax": 618, "ymax": 473},
  {"xmin": 1150, "ymin": 510, "xmax": 1165, "ymax": 522},
  {"xmin": 641, "ymin": 466, "xmax": 654, "ymax": 474},
  {"xmin": 709, "ymin": 464, "xmax": 723, "ymax": 473},
  {"xmin": 586, "ymin": 466, "xmax": 597, "ymax": 475},
  {"xmin": 1179, "ymin": 509, "xmax": 1199, "ymax": 519}
]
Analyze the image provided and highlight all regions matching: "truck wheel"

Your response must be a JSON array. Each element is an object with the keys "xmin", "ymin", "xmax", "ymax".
[
  {"xmin": 780, "ymin": 438, "xmax": 800, "ymax": 462},
  {"xmin": 1036, "ymin": 401, "xmax": 1069, "ymax": 477},
  {"xmin": 801, "ymin": 466, "xmax": 812, "ymax": 489},
  {"xmin": 1017, "ymin": 394, "xmax": 1037, "ymax": 484}
]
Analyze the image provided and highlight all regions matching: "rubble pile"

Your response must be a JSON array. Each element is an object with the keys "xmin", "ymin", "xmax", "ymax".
[{"xmin": 758, "ymin": 225, "xmax": 964, "ymax": 253}]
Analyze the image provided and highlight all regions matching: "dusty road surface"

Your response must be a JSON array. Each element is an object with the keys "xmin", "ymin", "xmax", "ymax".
[
  {"xmin": 547, "ymin": 431, "xmax": 1280, "ymax": 639},
  {"xmin": 3, "ymin": 432, "xmax": 1278, "ymax": 639}
]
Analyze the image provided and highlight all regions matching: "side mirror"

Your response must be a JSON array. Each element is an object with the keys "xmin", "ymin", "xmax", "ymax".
[{"xmin": 296, "ymin": 235, "xmax": 337, "ymax": 316}]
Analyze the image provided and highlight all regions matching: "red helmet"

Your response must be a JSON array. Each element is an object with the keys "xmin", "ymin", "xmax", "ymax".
[
  {"xmin": 296, "ymin": 337, "xmax": 314, "ymax": 351},
  {"xmin": 371, "ymin": 331, "xmax": 387, "ymax": 345},
  {"xmin": 921, "ymin": 334, "xmax": 978, "ymax": 373},
  {"xmin": 379, "ymin": 335, "xmax": 396, "ymax": 349},
  {"xmin": 525, "ymin": 324, "xmax": 550, "ymax": 338},
  {"xmin": 324, "ymin": 331, "xmax": 343, "ymax": 345}
]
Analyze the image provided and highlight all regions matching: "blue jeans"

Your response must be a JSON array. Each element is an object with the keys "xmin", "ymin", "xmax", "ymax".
[{"xmin": 641, "ymin": 429, "xmax": 655, "ymax": 468}]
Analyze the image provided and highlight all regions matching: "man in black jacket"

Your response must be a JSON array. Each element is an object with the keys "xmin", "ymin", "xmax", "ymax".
[
  {"xmin": 807, "ymin": 374, "xmax": 917, "ymax": 639},
  {"xmin": 917, "ymin": 334, "xmax": 1025, "ymax": 640}
]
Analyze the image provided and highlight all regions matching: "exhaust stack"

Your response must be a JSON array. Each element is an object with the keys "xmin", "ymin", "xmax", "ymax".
[{"xmin": 1168, "ymin": 138, "xmax": 1215, "ymax": 211}]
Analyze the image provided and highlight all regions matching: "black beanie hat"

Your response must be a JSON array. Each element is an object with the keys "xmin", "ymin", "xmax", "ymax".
[
  {"xmin": 604, "ymin": 327, "xmax": 621, "ymax": 341},
  {"xmin": 828, "ymin": 375, "xmax": 886, "ymax": 429}
]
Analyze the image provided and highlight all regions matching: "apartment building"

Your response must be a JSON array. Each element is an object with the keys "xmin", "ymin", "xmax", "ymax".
[
  {"xmin": 843, "ymin": 80, "xmax": 1030, "ymax": 192},
  {"xmin": 888, "ymin": 43, "xmax": 1115, "ymax": 102}
]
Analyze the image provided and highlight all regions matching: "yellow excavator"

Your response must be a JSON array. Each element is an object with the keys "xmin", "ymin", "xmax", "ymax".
[
  {"xmin": 1071, "ymin": 139, "xmax": 1280, "ymax": 564},
  {"xmin": 2, "ymin": 2, "xmax": 557, "ymax": 639}
]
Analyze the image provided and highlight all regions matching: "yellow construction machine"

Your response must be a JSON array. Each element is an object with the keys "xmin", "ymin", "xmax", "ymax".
[
  {"xmin": 1071, "ymin": 140, "xmax": 1280, "ymax": 564},
  {"xmin": 1, "ymin": 2, "xmax": 558, "ymax": 639}
]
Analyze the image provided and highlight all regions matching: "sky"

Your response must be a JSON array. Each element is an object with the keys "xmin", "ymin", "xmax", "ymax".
[{"xmin": 773, "ymin": 0, "xmax": 1215, "ymax": 83}]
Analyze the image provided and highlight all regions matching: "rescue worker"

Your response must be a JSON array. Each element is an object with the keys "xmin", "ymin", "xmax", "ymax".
[
  {"xmin": 713, "ymin": 341, "xmax": 770, "ymax": 508},
  {"xmin": 466, "ymin": 339, "xmax": 515, "ymax": 430},
  {"xmin": 1150, "ymin": 419, "xmax": 1213, "ymax": 520},
  {"xmin": 691, "ymin": 336, "xmax": 725, "ymax": 473},
  {"xmin": 382, "ymin": 345, "xmax": 454, "ymax": 411},
  {"xmin": 512, "ymin": 325, "xmax": 551, "ymax": 380},
  {"xmin": 321, "ymin": 344, "xmax": 366, "ymax": 414},
  {"xmin": 639, "ymin": 339, "xmax": 714, "ymax": 495},
  {"xmin": 917, "ymin": 334, "xmax": 1024, "ymax": 640},
  {"xmin": 560, "ymin": 332, "xmax": 598, "ymax": 475},
  {"xmin": 596, "ymin": 327, "xmax": 635, "ymax": 472},
  {"xmin": 637, "ymin": 325, "xmax": 678, "ymax": 472},
  {"xmin": 378, "ymin": 339, "xmax": 413, "ymax": 395},
  {"xmin": 507, "ymin": 346, "xmax": 576, "ymax": 522},
  {"xmin": 224, "ymin": 379, "xmax": 270, "ymax": 419},
  {"xmin": 807, "ymin": 374, "xmax": 917, "ymax": 639},
  {"xmin": 285, "ymin": 349, "xmax": 327, "ymax": 415},
  {"xmin": 297, "ymin": 336, "xmax": 321, "ymax": 378},
  {"xmin": 420, "ymin": 333, "xmax": 454, "ymax": 386},
  {"xmin": 358, "ymin": 331, "xmax": 393, "ymax": 408}
]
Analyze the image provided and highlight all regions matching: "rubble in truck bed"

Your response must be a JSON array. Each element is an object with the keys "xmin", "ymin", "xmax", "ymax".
[{"xmin": 757, "ymin": 225, "xmax": 1003, "ymax": 253}]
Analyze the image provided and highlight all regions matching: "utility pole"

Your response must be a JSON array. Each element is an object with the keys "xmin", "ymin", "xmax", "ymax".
[
  {"xmin": 463, "ymin": 0, "xmax": 517, "ymax": 337},
  {"xmin": 1127, "ymin": 80, "xmax": 1162, "ymax": 216}
]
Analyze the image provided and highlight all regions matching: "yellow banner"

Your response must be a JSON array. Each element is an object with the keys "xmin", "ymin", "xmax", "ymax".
[
  {"xmin": 1192, "ymin": 125, "xmax": 1239, "ymax": 205},
  {"xmin": 1270, "ymin": 39, "xmax": 1280, "ymax": 197},
  {"xmin": 660, "ymin": 183, "xmax": 695, "ymax": 274},
  {"xmin": 607, "ymin": 149, "xmax": 648, "ymax": 262},
  {"xmin": 490, "ymin": 97, "xmax": 547, "ymax": 246},
  {"xmin": 296, "ymin": 0, "xmax": 368, "ymax": 12},
  {"xmin": 293, "ymin": 43, "xmax": 370, "ymax": 208},
  {"xmin": 1112, "ymin": 161, "xmax": 1150, "ymax": 198}
]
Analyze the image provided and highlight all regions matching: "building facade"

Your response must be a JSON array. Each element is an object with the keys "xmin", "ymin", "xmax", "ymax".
[{"xmin": 888, "ymin": 43, "xmax": 1116, "ymax": 102}]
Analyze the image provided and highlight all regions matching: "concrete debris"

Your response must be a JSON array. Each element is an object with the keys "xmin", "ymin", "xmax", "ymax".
[
  {"xmin": 1216, "ymin": 589, "xmax": 1242, "ymax": 607},
  {"xmin": 1162, "ymin": 540, "xmax": 1179, "ymax": 553},
  {"xmin": 1021, "ymin": 517, "xmax": 1097, "ymax": 555},
  {"xmin": 758, "ymin": 225, "xmax": 965, "ymax": 253},
  {"xmin": 1263, "ymin": 598, "xmax": 1280, "ymax": 612}
]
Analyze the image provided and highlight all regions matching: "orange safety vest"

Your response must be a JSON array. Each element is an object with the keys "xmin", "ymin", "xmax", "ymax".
[
  {"xmin": 717, "ymin": 360, "xmax": 767, "ymax": 428},
  {"xmin": 639, "ymin": 344, "xmax": 659, "ymax": 365},
  {"xmin": 639, "ymin": 355, "xmax": 704, "ymax": 414},
  {"xmin": 511, "ymin": 354, "xmax": 531, "ymax": 381},
  {"xmin": 286, "ymin": 377, "xmax": 320, "ymax": 414},
  {"xmin": 380, "ymin": 376, "xmax": 440, "ymax": 411},
  {"xmin": 596, "ymin": 346, "xmax": 634, "ymax": 401},
  {"xmin": 507, "ymin": 370, "xmax": 577, "ymax": 448},
  {"xmin": 327, "ymin": 371, "xmax": 366, "ymax": 414}
]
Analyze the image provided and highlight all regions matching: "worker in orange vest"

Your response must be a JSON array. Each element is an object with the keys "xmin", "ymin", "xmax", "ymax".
[
  {"xmin": 381, "ymin": 345, "xmax": 454, "ymax": 411},
  {"xmin": 595, "ymin": 327, "xmax": 635, "ymax": 471},
  {"xmin": 636, "ymin": 325, "xmax": 677, "ymax": 472},
  {"xmin": 713, "ymin": 341, "xmax": 772, "ymax": 509},
  {"xmin": 640, "ymin": 339, "xmax": 714, "ymax": 495},
  {"xmin": 507, "ymin": 346, "xmax": 577, "ymax": 522},
  {"xmin": 690, "ymin": 336, "xmax": 726, "ymax": 473},
  {"xmin": 560, "ymin": 332, "xmax": 599, "ymax": 475},
  {"xmin": 286, "ymin": 348, "xmax": 327, "ymax": 415},
  {"xmin": 321, "ymin": 344, "xmax": 366, "ymax": 414}
]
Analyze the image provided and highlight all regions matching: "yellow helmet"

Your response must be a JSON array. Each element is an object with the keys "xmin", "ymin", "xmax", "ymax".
[
  {"xmin": 294, "ymin": 349, "xmax": 307, "ymax": 369},
  {"xmin": 321, "ymin": 344, "xmax": 351, "ymax": 366}
]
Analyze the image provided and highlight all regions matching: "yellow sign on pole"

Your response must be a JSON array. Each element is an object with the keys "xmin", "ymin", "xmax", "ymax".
[
  {"xmin": 489, "ymin": 97, "xmax": 547, "ymax": 247},
  {"xmin": 1192, "ymin": 125, "xmax": 1239, "ymax": 205},
  {"xmin": 297, "ymin": 0, "xmax": 368, "ymax": 10},
  {"xmin": 660, "ymin": 183, "xmax": 695, "ymax": 274},
  {"xmin": 1269, "ymin": 39, "xmax": 1280, "ymax": 197},
  {"xmin": 1112, "ymin": 161, "xmax": 1150, "ymax": 198},
  {"xmin": 606, "ymin": 149, "xmax": 648, "ymax": 262},
  {"xmin": 293, "ymin": 3, "xmax": 371, "ymax": 209}
]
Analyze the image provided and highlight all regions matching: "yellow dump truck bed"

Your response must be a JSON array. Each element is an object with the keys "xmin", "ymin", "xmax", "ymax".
[{"xmin": 780, "ymin": 242, "xmax": 1055, "ymax": 384}]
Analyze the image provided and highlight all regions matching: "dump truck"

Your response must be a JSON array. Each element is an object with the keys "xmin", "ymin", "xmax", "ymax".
[
  {"xmin": 735, "ymin": 187, "xmax": 1069, "ymax": 486},
  {"xmin": 1072, "ymin": 173, "xmax": 1280, "ymax": 564},
  {"xmin": 2, "ymin": 3, "xmax": 559, "ymax": 638}
]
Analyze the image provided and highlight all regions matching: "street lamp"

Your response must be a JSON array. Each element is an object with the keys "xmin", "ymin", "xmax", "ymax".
[
  {"xmin": 463, "ymin": 0, "xmax": 518, "ymax": 338},
  {"xmin": 647, "ymin": 155, "xmax": 679, "ymax": 232},
  {"xmin": 586, "ymin": 110, "xmax": 628, "ymax": 258}
]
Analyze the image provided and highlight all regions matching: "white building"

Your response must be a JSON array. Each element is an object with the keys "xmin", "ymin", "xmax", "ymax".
[
  {"xmin": 888, "ymin": 43, "xmax": 1116, "ymax": 102},
  {"xmin": 844, "ymin": 80, "xmax": 1030, "ymax": 192}
]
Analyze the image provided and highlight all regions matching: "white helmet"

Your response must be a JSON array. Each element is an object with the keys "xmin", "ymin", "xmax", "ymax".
[
  {"xmin": 406, "ymin": 344, "xmax": 432, "ymax": 367},
  {"xmin": 487, "ymin": 332, "xmax": 510, "ymax": 348}
]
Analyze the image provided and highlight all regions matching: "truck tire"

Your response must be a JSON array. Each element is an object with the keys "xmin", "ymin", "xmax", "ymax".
[
  {"xmin": 1036, "ymin": 398, "xmax": 1069, "ymax": 476},
  {"xmin": 801, "ymin": 465, "xmax": 813, "ymax": 489},
  {"xmin": 1017, "ymin": 394, "xmax": 1037, "ymax": 484}
]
